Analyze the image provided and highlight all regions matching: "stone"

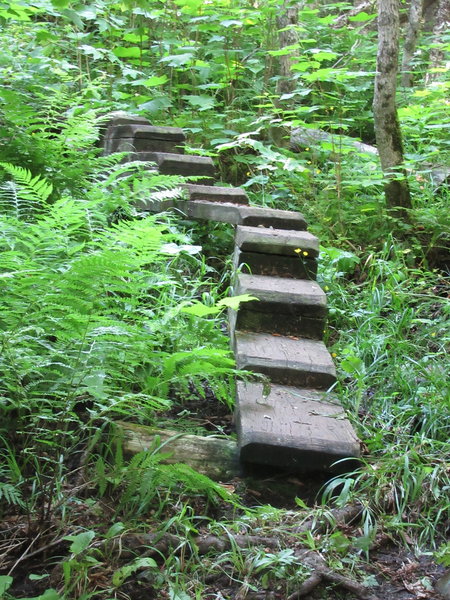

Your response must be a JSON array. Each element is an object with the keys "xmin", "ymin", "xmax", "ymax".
[
  {"xmin": 138, "ymin": 152, "xmax": 216, "ymax": 180},
  {"xmin": 235, "ymin": 226, "xmax": 319, "ymax": 258},
  {"xmin": 230, "ymin": 274, "xmax": 326, "ymax": 338},
  {"xmin": 234, "ymin": 249, "xmax": 317, "ymax": 279},
  {"xmin": 235, "ymin": 381, "xmax": 360, "ymax": 472},
  {"xmin": 233, "ymin": 331, "xmax": 336, "ymax": 389},
  {"xmin": 182, "ymin": 184, "xmax": 249, "ymax": 204}
]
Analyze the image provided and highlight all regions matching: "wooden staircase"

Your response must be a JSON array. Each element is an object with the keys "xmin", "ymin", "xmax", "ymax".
[{"xmin": 103, "ymin": 113, "xmax": 360, "ymax": 474}]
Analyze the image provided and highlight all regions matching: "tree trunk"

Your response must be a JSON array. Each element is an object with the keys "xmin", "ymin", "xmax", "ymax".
[
  {"xmin": 276, "ymin": 2, "xmax": 300, "ymax": 95},
  {"xmin": 373, "ymin": 0, "xmax": 412, "ymax": 216},
  {"xmin": 401, "ymin": 0, "xmax": 424, "ymax": 87},
  {"xmin": 425, "ymin": 0, "xmax": 450, "ymax": 83}
]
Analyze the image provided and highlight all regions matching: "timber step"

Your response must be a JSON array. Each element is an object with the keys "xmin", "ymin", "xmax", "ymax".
[
  {"xmin": 102, "ymin": 115, "xmax": 186, "ymax": 155},
  {"xmin": 234, "ymin": 225, "xmax": 318, "ymax": 279},
  {"xmin": 236, "ymin": 382, "xmax": 360, "ymax": 472},
  {"xmin": 135, "ymin": 197, "xmax": 308, "ymax": 230},
  {"xmin": 230, "ymin": 274, "xmax": 326, "ymax": 338},
  {"xmin": 182, "ymin": 184, "xmax": 249, "ymax": 204},
  {"xmin": 233, "ymin": 331, "xmax": 336, "ymax": 389},
  {"xmin": 134, "ymin": 151, "xmax": 215, "ymax": 180}
]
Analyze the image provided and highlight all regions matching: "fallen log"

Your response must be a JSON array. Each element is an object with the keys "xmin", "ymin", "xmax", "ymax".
[
  {"xmin": 289, "ymin": 127, "xmax": 449, "ymax": 187},
  {"xmin": 115, "ymin": 421, "xmax": 241, "ymax": 481},
  {"xmin": 290, "ymin": 126, "xmax": 378, "ymax": 156}
]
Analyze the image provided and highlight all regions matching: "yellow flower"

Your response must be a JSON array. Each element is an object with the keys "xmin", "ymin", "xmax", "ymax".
[
  {"xmin": 332, "ymin": 352, "xmax": 337, "ymax": 358},
  {"xmin": 324, "ymin": 285, "xmax": 329, "ymax": 291},
  {"xmin": 302, "ymin": 251, "xmax": 309, "ymax": 256},
  {"xmin": 294, "ymin": 248, "xmax": 301, "ymax": 254}
]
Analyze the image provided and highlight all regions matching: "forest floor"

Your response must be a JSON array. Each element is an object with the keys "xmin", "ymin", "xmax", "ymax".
[{"xmin": 2, "ymin": 388, "xmax": 447, "ymax": 600}]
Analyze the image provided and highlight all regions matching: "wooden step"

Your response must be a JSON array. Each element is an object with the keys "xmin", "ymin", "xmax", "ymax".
[
  {"xmin": 233, "ymin": 331, "xmax": 336, "ymax": 389},
  {"xmin": 236, "ymin": 382, "xmax": 360, "ymax": 472},
  {"xmin": 183, "ymin": 200, "xmax": 307, "ymax": 229},
  {"xmin": 136, "ymin": 152, "xmax": 215, "ymax": 181},
  {"xmin": 182, "ymin": 184, "xmax": 249, "ymax": 204},
  {"xmin": 230, "ymin": 274, "xmax": 326, "ymax": 338},
  {"xmin": 111, "ymin": 125, "xmax": 185, "ymax": 154},
  {"xmin": 234, "ymin": 226, "xmax": 318, "ymax": 279}
]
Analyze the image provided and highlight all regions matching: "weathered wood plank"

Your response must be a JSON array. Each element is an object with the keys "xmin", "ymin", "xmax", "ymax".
[
  {"xmin": 236, "ymin": 382, "xmax": 360, "ymax": 472},
  {"xmin": 230, "ymin": 274, "xmax": 326, "ymax": 338},
  {"xmin": 235, "ymin": 226, "xmax": 319, "ymax": 258},
  {"xmin": 234, "ymin": 249, "xmax": 317, "ymax": 279},
  {"xmin": 233, "ymin": 331, "xmax": 336, "ymax": 389},
  {"xmin": 137, "ymin": 152, "xmax": 216, "ymax": 180},
  {"xmin": 182, "ymin": 184, "xmax": 248, "ymax": 204},
  {"xmin": 116, "ymin": 421, "xmax": 240, "ymax": 481}
]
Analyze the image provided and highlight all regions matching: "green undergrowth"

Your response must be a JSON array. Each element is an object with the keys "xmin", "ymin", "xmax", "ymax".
[
  {"xmin": 0, "ymin": 1, "xmax": 449, "ymax": 598},
  {"xmin": 319, "ymin": 244, "xmax": 449, "ymax": 550}
]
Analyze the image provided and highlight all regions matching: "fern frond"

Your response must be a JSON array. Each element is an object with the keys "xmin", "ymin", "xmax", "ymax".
[
  {"xmin": 0, "ymin": 163, "xmax": 53, "ymax": 222},
  {"xmin": 0, "ymin": 482, "xmax": 23, "ymax": 507}
]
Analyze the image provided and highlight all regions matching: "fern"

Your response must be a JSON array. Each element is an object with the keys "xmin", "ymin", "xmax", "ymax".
[
  {"xmin": 0, "ymin": 481, "xmax": 23, "ymax": 507},
  {"xmin": 0, "ymin": 163, "xmax": 53, "ymax": 221}
]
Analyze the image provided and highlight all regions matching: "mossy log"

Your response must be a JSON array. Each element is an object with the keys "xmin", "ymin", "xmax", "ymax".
[{"xmin": 115, "ymin": 421, "xmax": 240, "ymax": 481}]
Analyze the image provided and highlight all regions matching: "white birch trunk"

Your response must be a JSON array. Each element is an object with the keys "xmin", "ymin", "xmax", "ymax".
[
  {"xmin": 373, "ymin": 0, "xmax": 411, "ymax": 213},
  {"xmin": 401, "ymin": 0, "xmax": 424, "ymax": 87}
]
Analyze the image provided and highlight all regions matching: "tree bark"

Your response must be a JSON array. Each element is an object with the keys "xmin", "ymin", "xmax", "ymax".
[
  {"xmin": 373, "ymin": 0, "xmax": 412, "ymax": 216},
  {"xmin": 425, "ymin": 0, "xmax": 450, "ymax": 83},
  {"xmin": 401, "ymin": 0, "xmax": 424, "ymax": 87},
  {"xmin": 276, "ymin": 2, "xmax": 300, "ymax": 95}
]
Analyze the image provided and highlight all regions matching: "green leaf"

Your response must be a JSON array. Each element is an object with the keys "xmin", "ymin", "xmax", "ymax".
[
  {"xmin": 113, "ymin": 46, "xmax": 142, "ymax": 58},
  {"xmin": 159, "ymin": 53, "xmax": 194, "ymax": 67},
  {"xmin": 139, "ymin": 96, "xmax": 173, "ymax": 113},
  {"xmin": 141, "ymin": 75, "xmax": 168, "ymax": 87},
  {"xmin": 183, "ymin": 95, "xmax": 215, "ymax": 111},
  {"xmin": 348, "ymin": 12, "xmax": 376, "ymax": 22},
  {"xmin": 112, "ymin": 557, "xmax": 157, "ymax": 587},
  {"xmin": 29, "ymin": 574, "xmax": 50, "ymax": 581},
  {"xmin": 220, "ymin": 19, "xmax": 243, "ymax": 28},
  {"xmin": 64, "ymin": 530, "xmax": 95, "ymax": 555},
  {"xmin": 0, "ymin": 576, "xmax": 13, "ymax": 595},
  {"xmin": 51, "ymin": 0, "xmax": 70, "ymax": 7},
  {"xmin": 217, "ymin": 294, "xmax": 258, "ymax": 311},
  {"xmin": 181, "ymin": 302, "xmax": 220, "ymax": 317},
  {"xmin": 268, "ymin": 43, "xmax": 301, "ymax": 57},
  {"xmin": 105, "ymin": 522, "xmax": 126, "ymax": 539}
]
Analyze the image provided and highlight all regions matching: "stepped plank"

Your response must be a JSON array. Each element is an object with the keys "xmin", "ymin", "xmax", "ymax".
[
  {"xmin": 110, "ymin": 125, "xmax": 186, "ymax": 153},
  {"xmin": 101, "ymin": 112, "xmax": 151, "ymax": 155},
  {"xmin": 234, "ymin": 248, "xmax": 317, "ymax": 279},
  {"xmin": 113, "ymin": 124, "xmax": 185, "ymax": 142},
  {"xmin": 230, "ymin": 274, "xmax": 326, "ymax": 338},
  {"xmin": 236, "ymin": 226, "xmax": 319, "ymax": 257},
  {"xmin": 234, "ymin": 226, "xmax": 319, "ymax": 279},
  {"xmin": 183, "ymin": 184, "xmax": 249, "ymax": 204},
  {"xmin": 239, "ymin": 206, "xmax": 307, "ymax": 230},
  {"xmin": 235, "ymin": 382, "xmax": 360, "ymax": 472},
  {"xmin": 138, "ymin": 152, "xmax": 215, "ymax": 180},
  {"xmin": 233, "ymin": 331, "xmax": 336, "ymax": 389}
]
